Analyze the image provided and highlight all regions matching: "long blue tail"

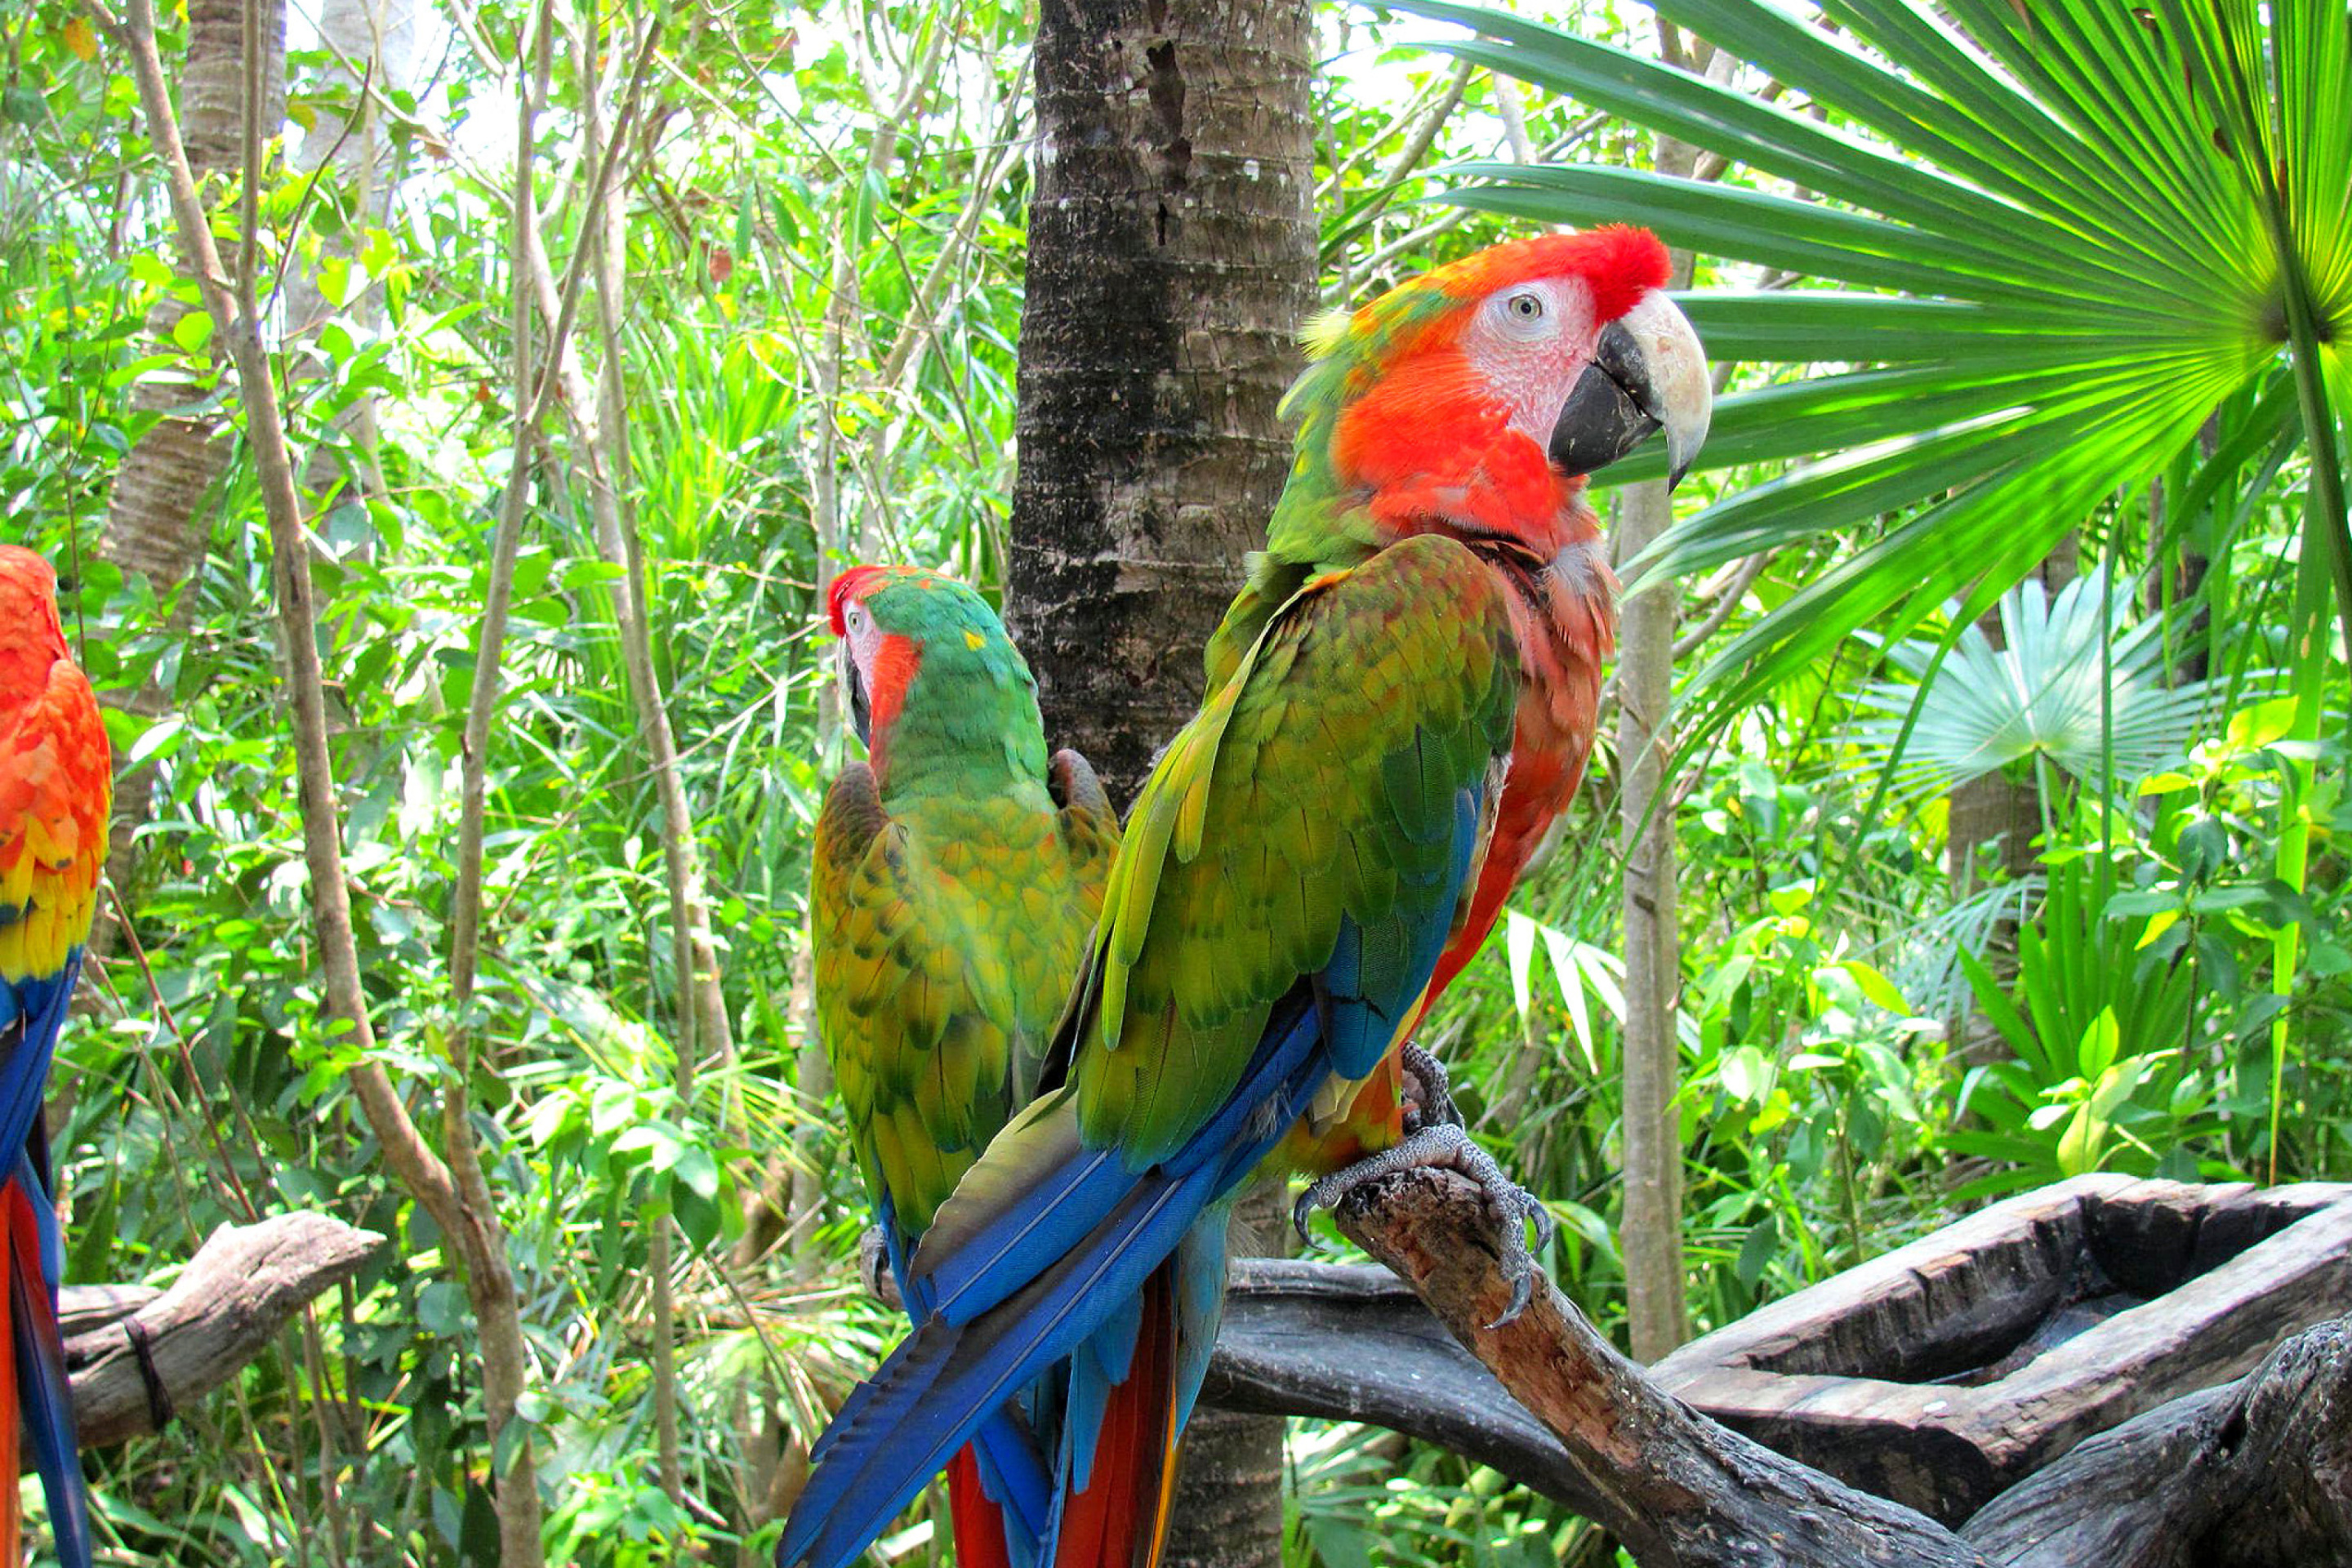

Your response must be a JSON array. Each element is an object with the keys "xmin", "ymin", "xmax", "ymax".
[
  {"xmin": 777, "ymin": 1000, "xmax": 1331, "ymax": 1568},
  {"xmin": 5, "ymin": 1148, "xmax": 91, "ymax": 1568}
]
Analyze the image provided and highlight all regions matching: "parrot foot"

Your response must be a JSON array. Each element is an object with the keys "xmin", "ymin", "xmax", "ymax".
[
  {"xmin": 1290, "ymin": 1124, "xmax": 1556, "ymax": 1329},
  {"xmin": 1398, "ymin": 1041, "xmax": 1466, "ymax": 1134}
]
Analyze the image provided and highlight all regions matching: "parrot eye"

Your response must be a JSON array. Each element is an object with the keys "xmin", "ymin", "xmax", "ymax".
[{"xmin": 1508, "ymin": 292, "xmax": 1544, "ymax": 320}]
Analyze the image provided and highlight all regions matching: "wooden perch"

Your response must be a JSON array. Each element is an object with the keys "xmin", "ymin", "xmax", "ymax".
[
  {"xmin": 62, "ymin": 1211, "xmax": 383, "ymax": 1446},
  {"xmin": 1294, "ymin": 1165, "xmax": 2352, "ymax": 1568},
  {"xmin": 1328, "ymin": 1166, "xmax": 1987, "ymax": 1567}
]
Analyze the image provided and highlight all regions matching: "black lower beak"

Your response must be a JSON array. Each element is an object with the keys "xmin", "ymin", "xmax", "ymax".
[
  {"xmin": 1548, "ymin": 320, "xmax": 1664, "ymax": 483},
  {"xmin": 846, "ymin": 658, "xmax": 873, "ymax": 747}
]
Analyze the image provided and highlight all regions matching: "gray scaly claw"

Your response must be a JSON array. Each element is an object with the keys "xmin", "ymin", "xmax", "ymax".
[
  {"xmin": 1398, "ymin": 1040, "xmax": 1467, "ymax": 1134},
  {"xmin": 1290, "ymin": 1122, "xmax": 1554, "ymax": 1327}
]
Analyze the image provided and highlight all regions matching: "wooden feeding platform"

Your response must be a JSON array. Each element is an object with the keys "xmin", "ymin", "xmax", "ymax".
[{"xmin": 1651, "ymin": 1174, "xmax": 2352, "ymax": 1524}]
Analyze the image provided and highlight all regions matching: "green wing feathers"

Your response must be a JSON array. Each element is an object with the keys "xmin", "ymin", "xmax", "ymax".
[
  {"xmin": 1074, "ymin": 534, "xmax": 1520, "ymax": 1165},
  {"xmin": 814, "ymin": 760, "xmax": 1116, "ymax": 1244}
]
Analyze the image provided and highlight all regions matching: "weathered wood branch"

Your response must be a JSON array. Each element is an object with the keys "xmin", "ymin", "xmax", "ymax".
[
  {"xmin": 1963, "ymin": 1316, "xmax": 2352, "ymax": 1567},
  {"xmin": 870, "ymin": 1174, "xmax": 2352, "ymax": 1564},
  {"xmin": 1328, "ymin": 1166, "xmax": 1988, "ymax": 1567},
  {"xmin": 62, "ymin": 1211, "xmax": 381, "ymax": 1446}
]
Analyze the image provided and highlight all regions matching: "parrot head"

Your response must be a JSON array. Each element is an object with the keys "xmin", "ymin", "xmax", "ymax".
[
  {"xmin": 0, "ymin": 545, "xmax": 72, "ymax": 697},
  {"xmin": 1274, "ymin": 226, "xmax": 1710, "ymax": 563},
  {"xmin": 826, "ymin": 564, "xmax": 1040, "ymax": 777}
]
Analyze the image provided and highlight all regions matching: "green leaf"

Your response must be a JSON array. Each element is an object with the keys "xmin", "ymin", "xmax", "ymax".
[
  {"xmin": 1386, "ymin": 0, "xmax": 2347, "ymax": 715},
  {"xmin": 172, "ymin": 310, "xmax": 214, "ymax": 354}
]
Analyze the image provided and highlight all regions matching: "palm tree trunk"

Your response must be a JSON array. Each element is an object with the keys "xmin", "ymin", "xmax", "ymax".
[
  {"xmin": 1948, "ymin": 535, "xmax": 2080, "ymax": 1064},
  {"xmin": 92, "ymin": 0, "xmax": 284, "ymax": 939},
  {"xmin": 1006, "ymin": 3, "xmax": 1315, "ymax": 1561},
  {"xmin": 1004, "ymin": 0, "xmax": 1315, "ymax": 804}
]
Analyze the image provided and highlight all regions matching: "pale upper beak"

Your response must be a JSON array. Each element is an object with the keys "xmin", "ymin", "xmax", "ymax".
[{"xmin": 1546, "ymin": 289, "xmax": 1713, "ymax": 492}]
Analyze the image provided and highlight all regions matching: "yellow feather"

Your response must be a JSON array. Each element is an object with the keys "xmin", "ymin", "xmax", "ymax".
[{"xmin": 1300, "ymin": 306, "xmax": 1354, "ymax": 359}]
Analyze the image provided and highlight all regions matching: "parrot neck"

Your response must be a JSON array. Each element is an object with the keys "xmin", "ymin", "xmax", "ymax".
[{"xmin": 867, "ymin": 657, "xmax": 1052, "ymax": 808}]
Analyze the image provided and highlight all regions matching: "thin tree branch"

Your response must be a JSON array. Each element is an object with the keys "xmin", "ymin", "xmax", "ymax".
[
  {"xmin": 92, "ymin": 4, "xmax": 545, "ymax": 1557},
  {"xmin": 1672, "ymin": 550, "xmax": 1775, "ymax": 661}
]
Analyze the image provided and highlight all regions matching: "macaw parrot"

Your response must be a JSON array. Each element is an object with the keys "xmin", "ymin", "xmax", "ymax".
[
  {"xmin": 813, "ymin": 564, "xmax": 1120, "ymax": 1568},
  {"xmin": 778, "ymin": 227, "xmax": 1710, "ymax": 1568},
  {"xmin": 0, "ymin": 545, "xmax": 103, "ymax": 1568}
]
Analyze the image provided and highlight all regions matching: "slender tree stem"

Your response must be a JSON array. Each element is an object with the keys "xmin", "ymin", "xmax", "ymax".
[{"xmin": 95, "ymin": 0, "xmax": 547, "ymax": 1560}]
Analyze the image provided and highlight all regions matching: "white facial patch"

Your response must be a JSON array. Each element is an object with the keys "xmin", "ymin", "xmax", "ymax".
[{"xmin": 1461, "ymin": 276, "xmax": 1597, "ymax": 447}]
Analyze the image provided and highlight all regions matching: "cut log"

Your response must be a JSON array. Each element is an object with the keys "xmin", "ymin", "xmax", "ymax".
[
  {"xmin": 1964, "ymin": 1316, "xmax": 2352, "ymax": 1567},
  {"xmin": 65, "ymin": 1210, "xmax": 383, "ymax": 1446},
  {"xmin": 1650, "ymin": 1175, "xmax": 2352, "ymax": 1522}
]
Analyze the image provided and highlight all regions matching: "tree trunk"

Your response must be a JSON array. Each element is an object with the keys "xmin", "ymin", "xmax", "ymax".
[
  {"xmin": 91, "ymin": 0, "xmax": 285, "ymax": 936},
  {"xmin": 1614, "ymin": 106, "xmax": 1702, "ymax": 1365},
  {"xmin": 1006, "ymin": 2, "xmax": 1316, "ymax": 1561},
  {"xmin": 284, "ymin": 0, "xmax": 412, "ymax": 512},
  {"xmin": 1004, "ymin": 0, "xmax": 1316, "ymax": 804}
]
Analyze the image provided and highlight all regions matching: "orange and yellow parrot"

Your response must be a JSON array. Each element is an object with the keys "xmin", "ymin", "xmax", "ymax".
[
  {"xmin": 779, "ymin": 228, "xmax": 1708, "ymax": 1568},
  {"xmin": 814, "ymin": 565, "xmax": 1120, "ymax": 1567},
  {"xmin": 0, "ymin": 545, "xmax": 102, "ymax": 1568}
]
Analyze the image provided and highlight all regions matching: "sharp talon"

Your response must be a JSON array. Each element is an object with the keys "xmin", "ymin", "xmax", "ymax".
[
  {"xmin": 1290, "ymin": 1190, "xmax": 1316, "ymax": 1243},
  {"xmin": 1487, "ymin": 1272, "xmax": 1534, "ymax": 1330},
  {"xmin": 1530, "ymin": 1200, "xmax": 1557, "ymax": 1253}
]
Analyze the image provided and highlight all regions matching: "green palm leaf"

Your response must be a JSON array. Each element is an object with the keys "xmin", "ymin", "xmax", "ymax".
[
  {"xmin": 1386, "ymin": 0, "xmax": 2351, "ymax": 716},
  {"xmin": 1848, "ymin": 569, "xmax": 2233, "ymax": 801}
]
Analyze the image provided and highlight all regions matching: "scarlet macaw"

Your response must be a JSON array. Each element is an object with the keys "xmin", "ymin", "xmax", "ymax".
[
  {"xmin": 779, "ymin": 228, "xmax": 1709, "ymax": 1568},
  {"xmin": 814, "ymin": 564, "xmax": 1120, "ymax": 1567},
  {"xmin": 0, "ymin": 545, "xmax": 102, "ymax": 1568}
]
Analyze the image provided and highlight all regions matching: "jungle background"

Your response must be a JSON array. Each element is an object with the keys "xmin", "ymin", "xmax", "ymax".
[{"xmin": 2, "ymin": 0, "xmax": 2346, "ymax": 1563}]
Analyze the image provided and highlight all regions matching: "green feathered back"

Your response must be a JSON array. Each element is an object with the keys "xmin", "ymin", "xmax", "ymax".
[
  {"xmin": 813, "ymin": 572, "xmax": 1119, "ymax": 1245},
  {"xmin": 1070, "ymin": 533, "xmax": 1518, "ymax": 1165}
]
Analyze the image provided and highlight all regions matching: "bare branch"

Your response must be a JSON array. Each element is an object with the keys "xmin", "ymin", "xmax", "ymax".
[
  {"xmin": 1330, "ymin": 1168, "xmax": 1988, "ymax": 1567},
  {"xmin": 67, "ymin": 1213, "xmax": 382, "ymax": 1447}
]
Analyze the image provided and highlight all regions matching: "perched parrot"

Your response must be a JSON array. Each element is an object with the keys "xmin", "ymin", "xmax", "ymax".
[
  {"xmin": 813, "ymin": 564, "xmax": 1121, "ymax": 1568},
  {"xmin": 0, "ymin": 545, "xmax": 103, "ymax": 1568},
  {"xmin": 778, "ymin": 227, "xmax": 1710, "ymax": 1568}
]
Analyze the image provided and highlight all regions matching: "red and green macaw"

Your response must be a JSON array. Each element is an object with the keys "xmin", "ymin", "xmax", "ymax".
[
  {"xmin": 813, "ymin": 564, "xmax": 1120, "ymax": 1568},
  {"xmin": 779, "ymin": 228, "xmax": 1709, "ymax": 1568},
  {"xmin": 0, "ymin": 546, "xmax": 103, "ymax": 1568}
]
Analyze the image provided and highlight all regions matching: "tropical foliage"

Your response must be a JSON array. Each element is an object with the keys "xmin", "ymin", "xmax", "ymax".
[{"xmin": 1, "ymin": 0, "xmax": 2345, "ymax": 1564}]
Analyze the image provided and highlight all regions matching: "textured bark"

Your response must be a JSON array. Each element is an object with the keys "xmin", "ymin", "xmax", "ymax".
[
  {"xmin": 1962, "ymin": 1317, "xmax": 2352, "ymax": 1567},
  {"xmin": 1163, "ymin": 1180, "xmax": 1291, "ymax": 1568},
  {"xmin": 1004, "ymin": 0, "xmax": 1317, "ymax": 804},
  {"xmin": 1333, "ymin": 1167, "xmax": 1989, "ymax": 1567},
  {"xmin": 91, "ymin": 0, "xmax": 285, "ymax": 939},
  {"xmin": 63, "ymin": 1212, "xmax": 382, "ymax": 1447},
  {"xmin": 1008, "ymin": 6, "xmax": 1315, "ymax": 1561},
  {"xmin": 1614, "ymin": 129, "xmax": 1701, "ymax": 1364}
]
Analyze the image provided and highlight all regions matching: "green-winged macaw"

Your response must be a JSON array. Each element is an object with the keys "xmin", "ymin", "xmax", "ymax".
[
  {"xmin": 0, "ymin": 545, "xmax": 102, "ymax": 1568},
  {"xmin": 780, "ymin": 226, "xmax": 1710, "ymax": 1568},
  {"xmin": 813, "ymin": 564, "xmax": 1120, "ymax": 1568}
]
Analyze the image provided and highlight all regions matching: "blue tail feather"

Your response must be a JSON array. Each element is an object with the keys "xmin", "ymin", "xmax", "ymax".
[{"xmin": 8, "ymin": 1162, "xmax": 91, "ymax": 1568}]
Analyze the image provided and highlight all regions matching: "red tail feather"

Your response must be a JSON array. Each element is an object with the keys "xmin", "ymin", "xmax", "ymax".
[
  {"xmin": 1052, "ymin": 1267, "xmax": 1179, "ymax": 1568},
  {"xmin": 0, "ymin": 1195, "xmax": 19, "ymax": 1561},
  {"xmin": 947, "ymin": 1446, "xmax": 1014, "ymax": 1568}
]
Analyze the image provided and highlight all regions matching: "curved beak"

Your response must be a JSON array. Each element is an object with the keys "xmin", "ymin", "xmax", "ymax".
[
  {"xmin": 838, "ymin": 641, "xmax": 874, "ymax": 747},
  {"xmin": 1547, "ymin": 290, "xmax": 1712, "ymax": 492}
]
